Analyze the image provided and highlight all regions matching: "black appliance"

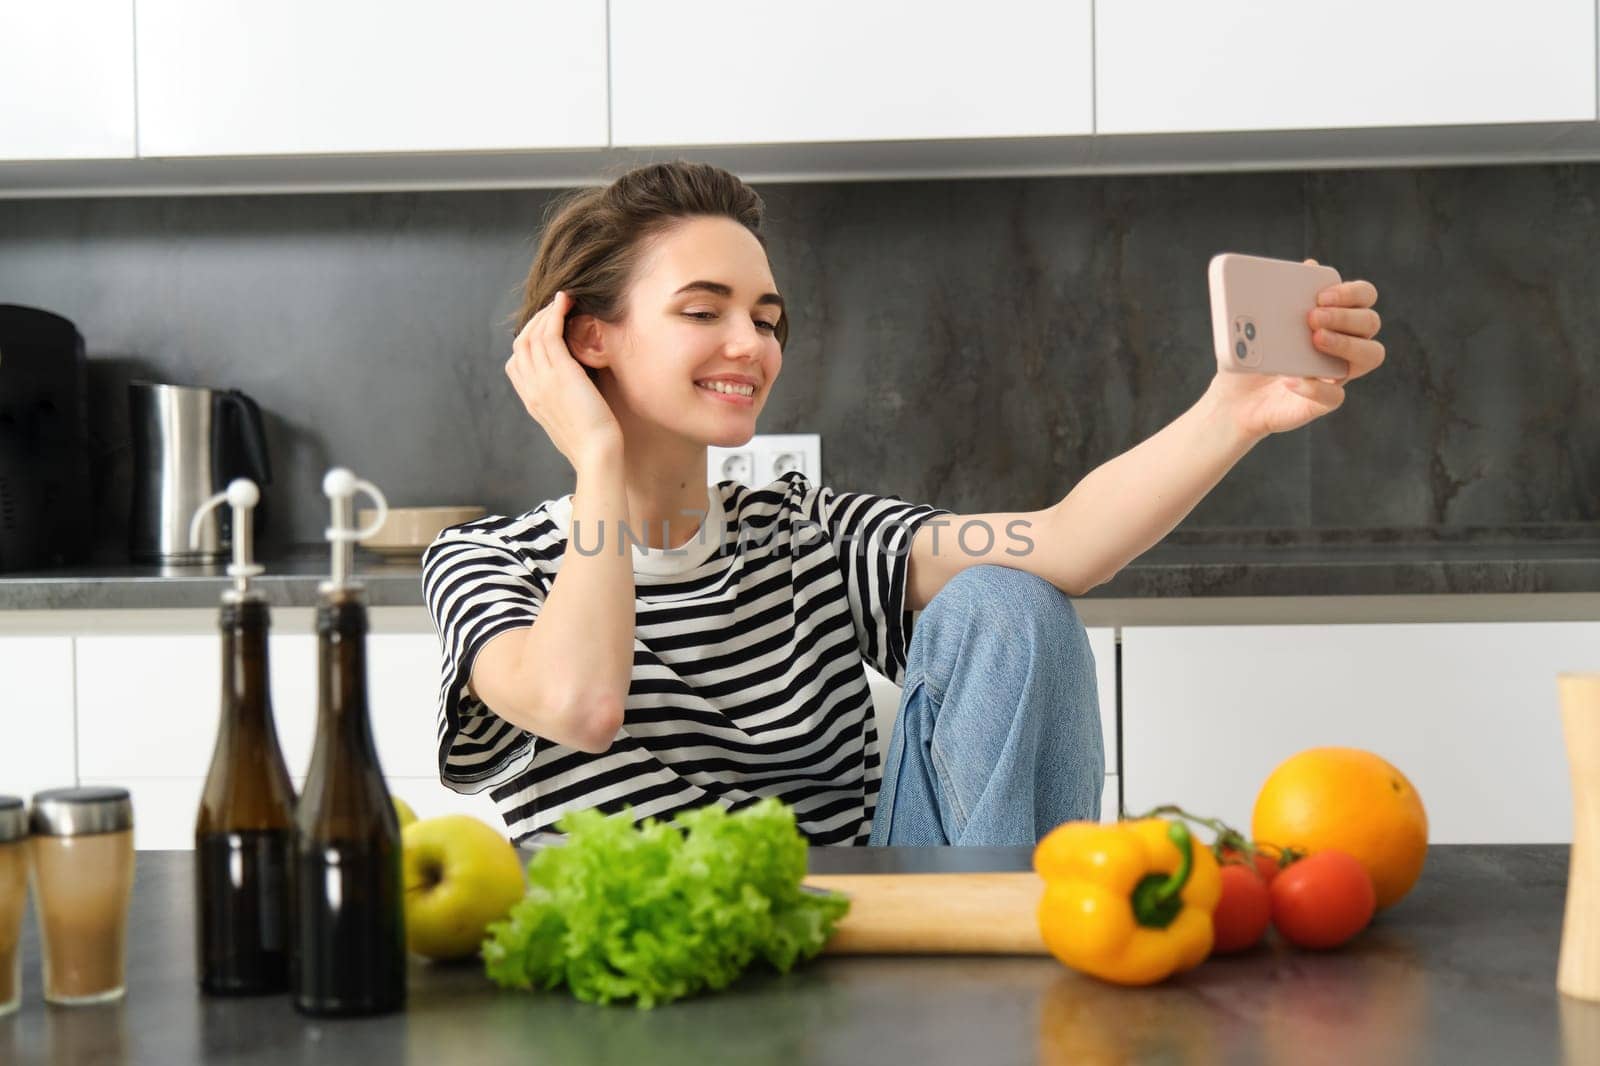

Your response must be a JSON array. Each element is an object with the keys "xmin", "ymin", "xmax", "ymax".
[{"xmin": 0, "ymin": 305, "xmax": 93, "ymax": 572}]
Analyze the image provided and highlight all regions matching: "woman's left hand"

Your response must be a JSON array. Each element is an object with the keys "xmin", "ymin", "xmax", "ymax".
[{"xmin": 1208, "ymin": 260, "xmax": 1385, "ymax": 440}]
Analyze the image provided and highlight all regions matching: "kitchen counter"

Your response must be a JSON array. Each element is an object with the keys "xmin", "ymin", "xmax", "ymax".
[
  {"xmin": 0, "ymin": 556, "xmax": 431, "ymax": 611},
  {"xmin": 1, "ymin": 527, "xmax": 1598, "ymax": 613},
  {"xmin": 2, "ymin": 844, "xmax": 1593, "ymax": 1065}
]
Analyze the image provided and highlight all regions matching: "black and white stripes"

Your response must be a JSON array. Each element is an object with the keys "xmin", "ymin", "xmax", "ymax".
[{"xmin": 421, "ymin": 471, "xmax": 950, "ymax": 846}]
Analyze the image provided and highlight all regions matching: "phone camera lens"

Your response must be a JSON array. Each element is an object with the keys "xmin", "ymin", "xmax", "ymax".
[
  {"xmin": 1244, "ymin": 322, "xmax": 1257, "ymax": 341},
  {"xmin": 1234, "ymin": 340, "xmax": 1248, "ymax": 360}
]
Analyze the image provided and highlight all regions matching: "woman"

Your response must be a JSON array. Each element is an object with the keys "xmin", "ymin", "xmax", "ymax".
[{"xmin": 422, "ymin": 161, "xmax": 1384, "ymax": 847}]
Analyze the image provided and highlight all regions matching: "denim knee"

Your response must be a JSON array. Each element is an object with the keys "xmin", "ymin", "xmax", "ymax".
[
  {"xmin": 921, "ymin": 563, "xmax": 1086, "ymax": 646},
  {"xmin": 911, "ymin": 564, "xmax": 1094, "ymax": 691},
  {"xmin": 908, "ymin": 564, "xmax": 1105, "ymax": 839}
]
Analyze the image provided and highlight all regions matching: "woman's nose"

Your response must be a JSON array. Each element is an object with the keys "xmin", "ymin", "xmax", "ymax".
[{"xmin": 728, "ymin": 320, "xmax": 765, "ymax": 356}]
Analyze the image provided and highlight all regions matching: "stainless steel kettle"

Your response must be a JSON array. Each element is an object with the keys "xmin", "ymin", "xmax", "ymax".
[{"xmin": 129, "ymin": 382, "xmax": 272, "ymax": 564}]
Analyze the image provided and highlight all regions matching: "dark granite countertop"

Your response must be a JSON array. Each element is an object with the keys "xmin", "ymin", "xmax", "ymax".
[
  {"xmin": 1, "ymin": 526, "xmax": 1598, "ymax": 610},
  {"xmin": 0, "ymin": 556, "xmax": 431, "ymax": 611},
  {"xmin": 2, "ymin": 844, "xmax": 1594, "ymax": 1064},
  {"xmin": 1098, "ymin": 528, "xmax": 1600, "ymax": 598}
]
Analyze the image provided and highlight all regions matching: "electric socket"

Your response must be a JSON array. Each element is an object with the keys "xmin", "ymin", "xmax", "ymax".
[{"xmin": 708, "ymin": 433, "xmax": 822, "ymax": 487}]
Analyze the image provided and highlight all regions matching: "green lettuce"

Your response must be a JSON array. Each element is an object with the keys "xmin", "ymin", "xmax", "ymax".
[{"xmin": 480, "ymin": 797, "xmax": 850, "ymax": 1008}]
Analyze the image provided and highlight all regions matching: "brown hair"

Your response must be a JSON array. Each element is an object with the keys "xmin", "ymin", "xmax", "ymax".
[{"xmin": 513, "ymin": 161, "xmax": 788, "ymax": 383}]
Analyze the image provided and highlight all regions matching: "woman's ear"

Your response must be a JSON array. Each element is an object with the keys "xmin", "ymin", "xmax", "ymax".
[{"xmin": 564, "ymin": 313, "xmax": 610, "ymax": 371}]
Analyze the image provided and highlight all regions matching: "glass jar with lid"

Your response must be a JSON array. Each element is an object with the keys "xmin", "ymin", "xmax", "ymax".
[
  {"xmin": 30, "ymin": 787, "xmax": 136, "ymax": 1005},
  {"xmin": 0, "ymin": 795, "xmax": 27, "ymax": 1014}
]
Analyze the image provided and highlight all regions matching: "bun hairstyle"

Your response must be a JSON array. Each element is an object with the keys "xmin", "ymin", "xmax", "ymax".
[{"xmin": 514, "ymin": 161, "xmax": 788, "ymax": 383}]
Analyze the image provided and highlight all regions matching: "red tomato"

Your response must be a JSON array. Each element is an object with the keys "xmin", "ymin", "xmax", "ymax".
[
  {"xmin": 1218, "ymin": 845, "xmax": 1285, "ymax": 885},
  {"xmin": 1212, "ymin": 864, "xmax": 1272, "ymax": 954},
  {"xmin": 1268, "ymin": 850, "xmax": 1377, "ymax": 950}
]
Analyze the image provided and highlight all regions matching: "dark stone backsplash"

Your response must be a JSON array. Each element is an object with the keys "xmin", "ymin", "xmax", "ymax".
[{"xmin": 1, "ymin": 163, "xmax": 1596, "ymax": 561}]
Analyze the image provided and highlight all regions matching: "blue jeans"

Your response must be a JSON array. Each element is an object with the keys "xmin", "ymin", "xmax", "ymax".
[{"xmin": 867, "ymin": 564, "xmax": 1106, "ymax": 846}]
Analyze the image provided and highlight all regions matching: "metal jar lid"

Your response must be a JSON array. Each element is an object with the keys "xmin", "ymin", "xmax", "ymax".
[
  {"xmin": 30, "ymin": 787, "xmax": 134, "ymax": 837},
  {"xmin": 0, "ymin": 795, "xmax": 25, "ymax": 843}
]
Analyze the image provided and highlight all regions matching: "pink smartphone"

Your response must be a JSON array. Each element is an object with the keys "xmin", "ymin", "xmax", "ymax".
[{"xmin": 1208, "ymin": 252, "xmax": 1347, "ymax": 378}]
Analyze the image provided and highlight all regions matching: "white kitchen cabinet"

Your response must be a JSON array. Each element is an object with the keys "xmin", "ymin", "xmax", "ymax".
[
  {"xmin": 1099, "ymin": 773, "xmax": 1119, "ymax": 825},
  {"xmin": 76, "ymin": 635, "xmax": 217, "ymax": 779},
  {"xmin": 1121, "ymin": 622, "xmax": 1600, "ymax": 844},
  {"xmin": 0, "ymin": 0, "xmax": 136, "ymax": 160},
  {"xmin": 367, "ymin": 634, "xmax": 448, "ymax": 779},
  {"xmin": 76, "ymin": 631, "xmax": 440, "ymax": 777},
  {"xmin": 0, "ymin": 638, "xmax": 77, "ymax": 802},
  {"xmin": 75, "ymin": 633, "xmax": 319, "ymax": 781},
  {"xmin": 610, "ymin": 0, "xmax": 1093, "ymax": 147},
  {"xmin": 1096, "ymin": 0, "xmax": 1596, "ymax": 134},
  {"xmin": 72, "ymin": 627, "xmax": 488, "ymax": 848},
  {"xmin": 135, "ymin": 0, "xmax": 608, "ymax": 157},
  {"xmin": 1087, "ymin": 628, "xmax": 1117, "ymax": 771}
]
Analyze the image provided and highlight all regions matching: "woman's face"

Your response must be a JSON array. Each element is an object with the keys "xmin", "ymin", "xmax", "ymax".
[{"xmin": 592, "ymin": 216, "xmax": 784, "ymax": 450}]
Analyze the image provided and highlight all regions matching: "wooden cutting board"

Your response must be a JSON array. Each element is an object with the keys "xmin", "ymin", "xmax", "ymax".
[{"xmin": 802, "ymin": 872, "xmax": 1049, "ymax": 955}]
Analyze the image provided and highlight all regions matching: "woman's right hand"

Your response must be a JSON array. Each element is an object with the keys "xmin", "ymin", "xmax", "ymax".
[{"xmin": 504, "ymin": 291, "xmax": 624, "ymax": 470}]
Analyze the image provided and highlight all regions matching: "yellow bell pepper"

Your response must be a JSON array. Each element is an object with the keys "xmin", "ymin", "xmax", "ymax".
[{"xmin": 1033, "ymin": 818, "xmax": 1222, "ymax": 986}]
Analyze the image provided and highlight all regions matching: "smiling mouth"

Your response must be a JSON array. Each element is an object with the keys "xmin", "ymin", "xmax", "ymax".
[{"xmin": 695, "ymin": 381, "xmax": 757, "ymax": 398}]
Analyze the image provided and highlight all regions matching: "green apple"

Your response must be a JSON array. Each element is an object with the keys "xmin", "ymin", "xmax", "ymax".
[
  {"xmin": 401, "ymin": 814, "xmax": 525, "ymax": 960},
  {"xmin": 392, "ymin": 796, "xmax": 418, "ymax": 829}
]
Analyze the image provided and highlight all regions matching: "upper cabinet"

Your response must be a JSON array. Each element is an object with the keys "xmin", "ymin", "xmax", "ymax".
[
  {"xmin": 1096, "ymin": 0, "xmax": 1597, "ymax": 134},
  {"xmin": 609, "ymin": 0, "xmax": 1094, "ymax": 146},
  {"xmin": 6, "ymin": 0, "xmax": 1600, "ymax": 192},
  {"xmin": 0, "ymin": 0, "xmax": 136, "ymax": 161},
  {"xmin": 134, "ymin": 0, "xmax": 609, "ymax": 157}
]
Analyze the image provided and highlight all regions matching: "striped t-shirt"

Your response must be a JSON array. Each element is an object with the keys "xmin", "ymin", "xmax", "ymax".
[{"xmin": 421, "ymin": 471, "xmax": 952, "ymax": 846}]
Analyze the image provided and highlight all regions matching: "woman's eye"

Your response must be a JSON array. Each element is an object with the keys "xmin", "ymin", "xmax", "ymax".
[{"xmin": 686, "ymin": 311, "xmax": 778, "ymax": 333}]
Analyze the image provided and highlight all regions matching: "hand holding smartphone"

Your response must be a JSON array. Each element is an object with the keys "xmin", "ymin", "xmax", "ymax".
[{"xmin": 1208, "ymin": 253, "xmax": 1347, "ymax": 378}]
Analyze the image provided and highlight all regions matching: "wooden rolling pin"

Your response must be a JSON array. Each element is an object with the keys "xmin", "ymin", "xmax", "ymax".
[{"xmin": 802, "ymin": 872, "xmax": 1048, "ymax": 955}]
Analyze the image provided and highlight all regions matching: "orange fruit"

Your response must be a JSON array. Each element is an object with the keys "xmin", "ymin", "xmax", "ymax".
[{"xmin": 1251, "ymin": 747, "xmax": 1428, "ymax": 910}]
